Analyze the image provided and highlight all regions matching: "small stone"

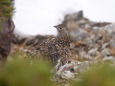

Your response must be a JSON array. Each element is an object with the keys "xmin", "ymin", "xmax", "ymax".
[
  {"xmin": 84, "ymin": 54, "xmax": 93, "ymax": 60},
  {"xmin": 110, "ymin": 37, "xmax": 115, "ymax": 47},
  {"xmin": 61, "ymin": 71, "xmax": 74, "ymax": 79},
  {"xmin": 102, "ymin": 56, "xmax": 115, "ymax": 62},
  {"xmin": 109, "ymin": 48, "xmax": 115, "ymax": 55},
  {"xmin": 101, "ymin": 48, "xmax": 111, "ymax": 56},
  {"xmin": 102, "ymin": 43, "xmax": 109, "ymax": 49},
  {"xmin": 88, "ymin": 47, "xmax": 98, "ymax": 56}
]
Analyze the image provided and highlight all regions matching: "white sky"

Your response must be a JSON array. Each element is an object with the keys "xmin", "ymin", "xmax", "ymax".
[{"xmin": 13, "ymin": 0, "xmax": 115, "ymax": 35}]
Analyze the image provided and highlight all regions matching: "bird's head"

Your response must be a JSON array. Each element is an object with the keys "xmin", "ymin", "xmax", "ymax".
[{"xmin": 54, "ymin": 24, "xmax": 69, "ymax": 36}]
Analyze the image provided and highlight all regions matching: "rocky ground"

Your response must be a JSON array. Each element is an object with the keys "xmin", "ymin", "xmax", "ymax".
[{"xmin": 10, "ymin": 11, "xmax": 115, "ymax": 86}]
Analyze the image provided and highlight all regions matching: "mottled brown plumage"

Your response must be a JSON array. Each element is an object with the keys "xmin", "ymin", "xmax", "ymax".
[{"xmin": 26, "ymin": 24, "xmax": 71, "ymax": 66}]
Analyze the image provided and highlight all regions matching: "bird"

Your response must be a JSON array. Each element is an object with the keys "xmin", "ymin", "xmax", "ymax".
[{"xmin": 25, "ymin": 24, "xmax": 71, "ymax": 66}]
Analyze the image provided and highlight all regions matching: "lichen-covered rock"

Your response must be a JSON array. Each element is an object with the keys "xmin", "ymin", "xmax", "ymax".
[{"xmin": 0, "ymin": 19, "xmax": 15, "ymax": 66}]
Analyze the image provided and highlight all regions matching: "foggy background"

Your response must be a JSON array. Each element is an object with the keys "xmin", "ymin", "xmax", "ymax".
[{"xmin": 13, "ymin": 0, "xmax": 115, "ymax": 35}]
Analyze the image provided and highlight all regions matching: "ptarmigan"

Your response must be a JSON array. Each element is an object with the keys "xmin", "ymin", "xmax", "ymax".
[{"xmin": 26, "ymin": 24, "xmax": 71, "ymax": 66}]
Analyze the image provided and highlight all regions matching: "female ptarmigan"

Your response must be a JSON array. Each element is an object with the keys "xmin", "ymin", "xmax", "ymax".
[{"xmin": 26, "ymin": 24, "xmax": 71, "ymax": 66}]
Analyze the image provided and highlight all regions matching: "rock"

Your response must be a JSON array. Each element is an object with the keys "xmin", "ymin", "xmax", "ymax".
[
  {"xmin": 0, "ymin": 19, "xmax": 15, "ymax": 66},
  {"xmin": 61, "ymin": 71, "xmax": 75, "ymax": 80},
  {"xmin": 84, "ymin": 54, "xmax": 93, "ymax": 60},
  {"xmin": 84, "ymin": 38, "xmax": 93, "ymax": 46},
  {"xmin": 79, "ymin": 51, "xmax": 87, "ymax": 58},
  {"xmin": 110, "ymin": 37, "xmax": 115, "ymax": 47},
  {"xmin": 88, "ymin": 47, "xmax": 98, "ymax": 56},
  {"xmin": 70, "ymin": 29, "xmax": 87, "ymax": 41},
  {"xmin": 63, "ymin": 11, "xmax": 83, "ymax": 24},
  {"xmin": 109, "ymin": 48, "xmax": 115, "ymax": 55},
  {"xmin": 102, "ymin": 56, "xmax": 115, "ymax": 62},
  {"xmin": 102, "ymin": 43, "xmax": 109, "ymax": 49},
  {"xmin": 101, "ymin": 48, "xmax": 111, "ymax": 56},
  {"xmin": 56, "ymin": 63, "xmax": 75, "ymax": 79}
]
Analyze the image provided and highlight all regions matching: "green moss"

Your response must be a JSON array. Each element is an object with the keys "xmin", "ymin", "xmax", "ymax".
[
  {"xmin": 0, "ymin": 57, "xmax": 54, "ymax": 86},
  {"xmin": 0, "ymin": 0, "xmax": 15, "ymax": 32},
  {"xmin": 0, "ymin": 0, "xmax": 14, "ymax": 19},
  {"xmin": 72, "ymin": 64, "xmax": 115, "ymax": 86}
]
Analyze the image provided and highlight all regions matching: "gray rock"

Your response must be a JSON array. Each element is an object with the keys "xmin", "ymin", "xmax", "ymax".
[
  {"xmin": 101, "ymin": 48, "xmax": 111, "ymax": 56},
  {"xmin": 63, "ymin": 11, "xmax": 83, "ymax": 23},
  {"xmin": 102, "ymin": 43, "xmax": 109, "ymax": 49},
  {"xmin": 110, "ymin": 37, "xmax": 115, "ymax": 47},
  {"xmin": 88, "ymin": 47, "xmax": 98, "ymax": 56},
  {"xmin": 102, "ymin": 56, "xmax": 115, "ymax": 62}
]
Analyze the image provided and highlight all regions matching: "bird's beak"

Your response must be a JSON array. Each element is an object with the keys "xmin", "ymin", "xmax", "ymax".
[{"xmin": 54, "ymin": 26, "xmax": 57, "ymax": 28}]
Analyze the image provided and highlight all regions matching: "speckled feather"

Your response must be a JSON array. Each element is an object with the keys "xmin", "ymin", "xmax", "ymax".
[{"xmin": 26, "ymin": 24, "xmax": 71, "ymax": 65}]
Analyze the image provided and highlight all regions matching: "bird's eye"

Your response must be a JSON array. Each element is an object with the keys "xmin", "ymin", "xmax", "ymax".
[{"xmin": 60, "ymin": 27, "xmax": 62, "ymax": 29}]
